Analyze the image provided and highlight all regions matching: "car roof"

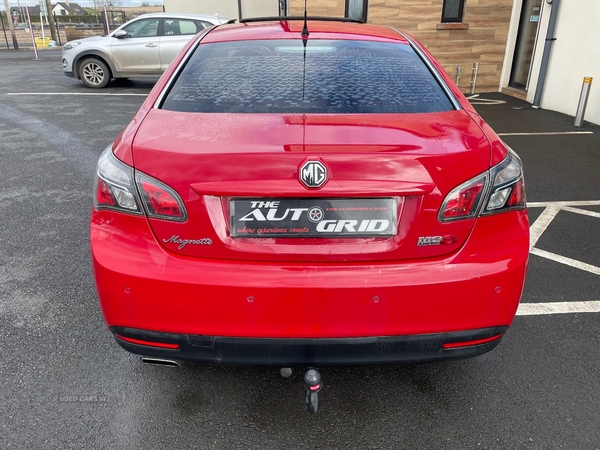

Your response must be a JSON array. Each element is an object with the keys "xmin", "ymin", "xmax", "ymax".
[
  {"xmin": 201, "ymin": 19, "xmax": 410, "ymax": 44},
  {"xmin": 134, "ymin": 12, "xmax": 229, "ymax": 22}
]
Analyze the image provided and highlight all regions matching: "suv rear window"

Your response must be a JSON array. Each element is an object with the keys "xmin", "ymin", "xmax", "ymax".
[{"xmin": 160, "ymin": 39, "xmax": 454, "ymax": 114}]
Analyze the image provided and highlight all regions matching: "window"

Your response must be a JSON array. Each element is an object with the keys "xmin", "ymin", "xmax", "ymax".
[
  {"xmin": 122, "ymin": 18, "xmax": 159, "ymax": 38},
  {"xmin": 164, "ymin": 19, "xmax": 181, "ymax": 35},
  {"xmin": 441, "ymin": 0, "xmax": 465, "ymax": 23},
  {"xmin": 345, "ymin": 0, "xmax": 368, "ymax": 23},
  {"xmin": 195, "ymin": 21, "xmax": 213, "ymax": 31},
  {"xmin": 161, "ymin": 40, "xmax": 453, "ymax": 114},
  {"xmin": 164, "ymin": 19, "xmax": 206, "ymax": 36}
]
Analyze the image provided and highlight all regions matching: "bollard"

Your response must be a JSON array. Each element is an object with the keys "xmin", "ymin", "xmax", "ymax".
[
  {"xmin": 574, "ymin": 77, "xmax": 593, "ymax": 127},
  {"xmin": 455, "ymin": 66, "xmax": 461, "ymax": 87},
  {"xmin": 470, "ymin": 62, "xmax": 479, "ymax": 95}
]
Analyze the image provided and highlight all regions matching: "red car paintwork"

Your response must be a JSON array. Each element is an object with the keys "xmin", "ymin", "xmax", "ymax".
[
  {"xmin": 92, "ymin": 21, "xmax": 529, "ymax": 351},
  {"xmin": 132, "ymin": 109, "xmax": 489, "ymax": 262},
  {"xmin": 92, "ymin": 209, "xmax": 528, "ymax": 338}
]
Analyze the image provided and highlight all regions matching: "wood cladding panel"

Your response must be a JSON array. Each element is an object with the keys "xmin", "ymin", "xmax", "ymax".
[{"xmin": 287, "ymin": 0, "xmax": 510, "ymax": 92}]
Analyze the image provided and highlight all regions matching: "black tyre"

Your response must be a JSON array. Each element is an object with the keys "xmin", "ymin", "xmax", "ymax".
[{"xmin": 79, "ymin": 58, "xmax": 111, "ymax": 88}]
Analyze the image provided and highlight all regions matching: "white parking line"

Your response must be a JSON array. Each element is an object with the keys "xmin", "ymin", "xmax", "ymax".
[
  {"xmin": 560, "ymin": 206, "xmax": 600, "ymax": 219},
  {"xmin": 6, "ymin": 92, "xmax": 148, "ymax": 97},
  {"xmin": 527, "ymin": 200, "xmax": 600, "ymax": 277},
  {"xmin": 529, "ymin": 200, "xmax": 600, "ymax": 207},
  {"xmin": 522, "ymin": 200, "xmax": 600, "ymax": 315},
  {"xmin": 529, "ymin": 205, "xmax": 560, "ymax": 249},
  {"xmin": 498, "ymin": 131, "xmax": 594, "ymax": 136},
  {"xmin": 530, "ymin": 248, "xmax": 600, "ymax": 276},
  {"xmin": 517, "ymin": 301, "xmax": 600, "ymax": 316},
  {"xmin": 467, "ymin": 95, "xmax": 507, "ymax": 106}
]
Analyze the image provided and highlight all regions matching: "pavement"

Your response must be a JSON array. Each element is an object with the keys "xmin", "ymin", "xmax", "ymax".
[{"xmin": 1, "ymin": 49, "xmax": 599, "ymax": 449}]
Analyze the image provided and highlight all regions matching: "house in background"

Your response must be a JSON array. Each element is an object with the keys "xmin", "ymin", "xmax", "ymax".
[
  {"xmin": 52, "ymin": 2, "xmax": 87, "ymax": 16},
  {"xmin": 164, "ymin": 0, "xmax": 599, "ymax": 125},
  {"xmin": 11, "ymin": 2, "xmax": 87, "ymax": 17}
]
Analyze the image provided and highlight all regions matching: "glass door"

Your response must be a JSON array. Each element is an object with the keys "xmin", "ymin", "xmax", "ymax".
[{"xmin": 509, "ymin": 0, "xmax": 543, "ymax": 90}]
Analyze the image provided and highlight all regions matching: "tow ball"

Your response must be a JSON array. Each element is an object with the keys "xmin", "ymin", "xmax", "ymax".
[
  {"xmin": 279, "ymin": 367, "xmax": 323, "ymax": 415},
  {"xmin": 304, "ymin": 368, "xmax": 322, "ymax": 416}
]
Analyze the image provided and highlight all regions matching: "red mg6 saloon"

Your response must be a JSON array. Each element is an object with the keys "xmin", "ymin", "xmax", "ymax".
[{"xmin": 91, "ymin": 18, "xmax": 529, "ymax": 379}]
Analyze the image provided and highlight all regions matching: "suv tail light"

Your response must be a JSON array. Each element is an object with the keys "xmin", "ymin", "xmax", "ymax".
[
  {"xmin": 439, "ymin": 148, "xmax": 525, "ymax": 222},
  {"xmin": 93, "ymin": 145, "xmax": 187, "ymax": 221}
]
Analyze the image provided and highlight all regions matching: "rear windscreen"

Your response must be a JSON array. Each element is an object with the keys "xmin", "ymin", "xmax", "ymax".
[{"xmin": 160, "ymin": 39, "xmax": 454, "ymax": 114}]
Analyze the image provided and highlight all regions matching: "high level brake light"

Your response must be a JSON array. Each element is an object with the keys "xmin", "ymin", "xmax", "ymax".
[
  {"xmin": 93, "ymin": 145, "xmax": 187, "ymax": 221},
  {"xmin": 439, "ymin": 148, "xmax": 525, "ymax": 222}
]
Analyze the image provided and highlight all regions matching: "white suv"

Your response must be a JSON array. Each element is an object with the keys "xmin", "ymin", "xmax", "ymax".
[{"xmin": 62, "ymin": 13, "xmax": 231, "ymax": 88}]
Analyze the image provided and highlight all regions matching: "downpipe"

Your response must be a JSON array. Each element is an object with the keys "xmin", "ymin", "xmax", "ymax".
[{"xmin": 532, "ymin": 0, "xmax": 561, "ymax": 108}]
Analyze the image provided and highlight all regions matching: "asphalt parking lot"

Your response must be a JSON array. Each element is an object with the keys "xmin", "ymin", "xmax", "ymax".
[{"xmin": 1, "ymin": 50, "xmax": 600, "ymax": 449}]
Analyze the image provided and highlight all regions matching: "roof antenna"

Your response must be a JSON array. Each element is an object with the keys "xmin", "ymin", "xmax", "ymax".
[
  {"xmin": 301, "ymin": 0, "xmax": 309, "ymax": 38},
  {"xmin": 301, "ymin": 0, "xmax": 309, "ymax": 101}
]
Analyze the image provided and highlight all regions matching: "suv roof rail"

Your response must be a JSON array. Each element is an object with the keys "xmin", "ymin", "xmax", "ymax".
[{"xmin": 239, "ymin": 16, "xmax": 364, "ymax": 24}]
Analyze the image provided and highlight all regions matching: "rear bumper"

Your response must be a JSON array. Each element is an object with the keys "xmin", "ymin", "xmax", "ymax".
[
  {"xmin": 92, "ymin": 209, "xmax": 529, "ymax": 342},
  {"xmin": 112, "ymin": 326, "xmax": 507, "ymax": 366}
]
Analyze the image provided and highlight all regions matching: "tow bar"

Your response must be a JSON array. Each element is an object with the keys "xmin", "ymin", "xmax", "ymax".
[
  {"xmin": 304, "ymin": 368, "xmax": 322, "ymax": 415},
  {"xmin": 280, "ymin": 367, "xmax": 323, "ymax": 415}
]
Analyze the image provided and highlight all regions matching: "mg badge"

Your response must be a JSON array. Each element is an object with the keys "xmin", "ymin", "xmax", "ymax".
[{"xmin": 299, "ymin": 161, "xmax": 327, "ymax": 189}]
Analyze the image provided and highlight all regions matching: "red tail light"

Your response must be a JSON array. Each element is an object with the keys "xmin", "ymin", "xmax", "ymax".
[
  {"xmin": 93, "ymin": 145, "xmax": 143, "ymax": 215},
  {"xmin": 481, "ymin": 149, "xmax": 526, "ymax": 215},
  {"xmin": 439, "ymin": 148, "xmax": 525, "ymax": 222},
  {"xmin": 439, "ymin": 173, "xmax": 488, "ymax": 222},
  {"xmin": 96, "ymin": 178, "xmax": 117, "ymax": 206},
  {"xmin": 506, "ymin": 178, "xmax": 525, "ymax": 207},
  {"xmin": 136, "ymin": 174, "xmax": 187, "ymax": 222},
  {"xmin": 93, "ymin": 145, "xmax": 187, "ymax": 222},
  {"xmin": 440, "ymin": 178, "xmax": 486, "ymax": 220}
]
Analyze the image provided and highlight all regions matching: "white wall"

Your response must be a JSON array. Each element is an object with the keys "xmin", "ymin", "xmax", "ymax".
[
  {"xmin": 524, "ymin": 0, "xmax": 550, "ymax": 99},
  {"xmin": 164, "ymin": 0, "xmax": 279, "ymax": 21},
  {"xmin": 505, "ymin": 0, "xmax": 600, "ymax": 125},
  {"xmin": 499, "ymin": 0, "xmax": 524, "ymax": 91},
  {"xmin": 537, "ymin": 0, "xmax": 600, "ymax": 125},
  {"xmin": 52, "ymin": 5, "xmax": 68, "ymax": 16}
]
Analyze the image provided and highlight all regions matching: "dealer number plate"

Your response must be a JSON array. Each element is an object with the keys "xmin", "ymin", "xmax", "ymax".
[{"xmin": 230, "ymin": 198, "xmax": 397, "ymax": 238}]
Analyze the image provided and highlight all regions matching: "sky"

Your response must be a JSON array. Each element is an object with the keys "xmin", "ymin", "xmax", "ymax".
[{"xmin": 5, "ymin": 1, "xmax": 164, "ymax": 7}]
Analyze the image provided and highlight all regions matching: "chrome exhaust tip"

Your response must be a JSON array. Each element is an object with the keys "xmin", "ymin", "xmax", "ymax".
[{"xmin": 141, "ymin": 357, "xmax": 181, "ymax": 367}]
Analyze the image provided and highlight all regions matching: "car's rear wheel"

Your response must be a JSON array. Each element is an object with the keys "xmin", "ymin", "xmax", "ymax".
[{"xmin": 79, "ymin": 58, "xmax": 111, "ymax": 88}]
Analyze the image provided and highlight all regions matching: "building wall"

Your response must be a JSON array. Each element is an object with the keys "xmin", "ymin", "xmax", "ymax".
[
  {"xmin": 289, "ymin": 0, "xmax": 514, "ymax": 93},
  {"xmin": 9, "ymin": 28, "xmax": 69, "ymax": 46},
  {"xmin": 52, "ymin": 6, "xmax": 68, "ymax": 16},
  {"xmin": 164, "ymin": 0, "xmax": 512, "ymax": 92},
  {"xmin": 164, "ymin": 0, "xmax": 279, "ymax": 21},
  {"xmin": 530, "ymin": 1, "xmax": 599, "ymax": 125}
]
